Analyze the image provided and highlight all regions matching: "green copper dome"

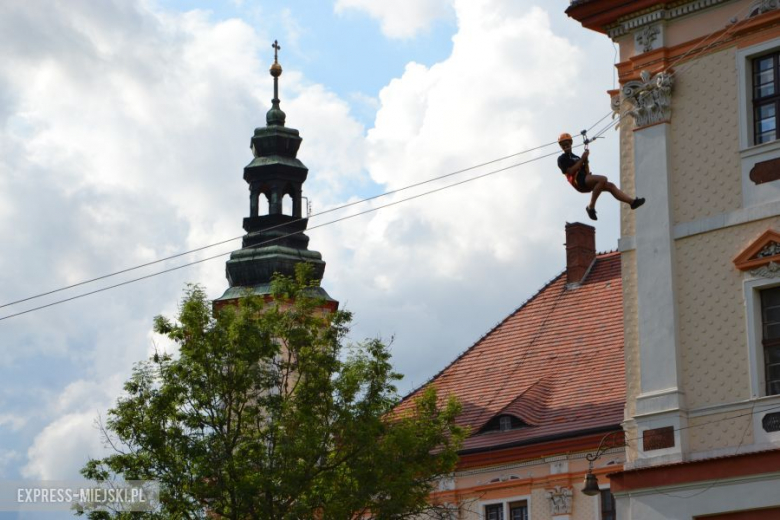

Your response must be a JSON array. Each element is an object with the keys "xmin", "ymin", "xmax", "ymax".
[{"xmin": 216, "ymin": 40, "xmax": 333, "ymax": 305}]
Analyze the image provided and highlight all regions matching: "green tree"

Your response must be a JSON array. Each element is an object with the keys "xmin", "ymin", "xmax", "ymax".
[{"xmin": 80, "ymin": 266, "xmax": 464, "ymax": 519}]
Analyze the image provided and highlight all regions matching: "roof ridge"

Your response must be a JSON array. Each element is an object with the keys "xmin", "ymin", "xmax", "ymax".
[{"xmin": 397, "ymin": 268, "xmax": 567, "ymax": 407}]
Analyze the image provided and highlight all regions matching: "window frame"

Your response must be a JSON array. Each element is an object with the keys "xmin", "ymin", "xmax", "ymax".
[
  {"xmin": 477, "ymin": 494, "xmax": 531, "ymax": 520},
  {"xmin": 508, "ymin": 500, "xmax": 528, "ymax": 520},
  {"xmin": 599, "ymin": 488, "xmax": 617, "ymax": 520},
  {"xmin": 736, "ymin": 38, "xmax": 780, "ymax": 208},
  {"xmin": 590, "ymin": 485, "xmax": 618, "ymax": 520},
  {"xmin": 760, "ymin": 286, "xmax": 780, "ymax": 395},
  {"xmin": 741, "ymin": 275, "xmax": 780, "ymax": 448},
  {"xmin": 484, "ymin": 503, "xmax": 504, "ymax": 520},
  {"xmin": 752, "ymin": 52, "xmax": 780, "ymax": 145},
  {"xmin": 479, "ymin": 414, "xmax": 529, "ymax": 434},
  {"xmin": 738, "ymin": 39, "xmax": 780, "ymax": 149},
  {"xmin": 744, "ymin": 277, "xmax": 780, "ymax": 398}
]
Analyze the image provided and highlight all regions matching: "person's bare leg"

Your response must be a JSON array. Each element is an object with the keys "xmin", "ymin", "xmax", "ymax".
[
  {"xmin": 585, "ymin": 175, "xmax": 607, "ymax": 209},
  {"xmin": 604, "ymin": 181, "xmax": 634, "ymax": 205}
]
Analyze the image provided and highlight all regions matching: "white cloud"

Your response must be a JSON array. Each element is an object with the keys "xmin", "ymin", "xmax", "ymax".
[
  {"xmin": 21, "ymin": 377, "xmax": 124, "ymax": 480},
  {"xmin": 315, "ymin": 0, "xmax": 621, "ymax": 388},
  {"xmin": 279, "ymin": 8, "xmax": 303, "ymax": 46},
  {"xmin": 22, "ymin": 411, "xmax": 109, "ymax": 480},
  {"xmin": 0, "ymin": 450, "xmax": 22, "ymax": 477},
  {"xmin": 0, "ymin": 0, "xmax": 367, "ymax": 482},
  {"xmin": 1, "ymin": 0, "xmax": 621, "ymax": 485},
  {"xmin": 334, "ymin": 0, "xmax": 453, "ymax": 39},
  {"xmin": 52, "ymin": 378, "xmax": 122, "ymax": 415}
]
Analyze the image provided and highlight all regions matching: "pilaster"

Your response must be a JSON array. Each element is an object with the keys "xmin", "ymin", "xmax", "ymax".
[{"xmin": 629, "ymin": 73, "xmax": 688, "ymax": 464}]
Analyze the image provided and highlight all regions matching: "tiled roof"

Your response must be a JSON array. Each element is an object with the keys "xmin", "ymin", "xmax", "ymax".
[{"xmin": 396, "ymin": 252, "xmax": 625, "ymax": 453}]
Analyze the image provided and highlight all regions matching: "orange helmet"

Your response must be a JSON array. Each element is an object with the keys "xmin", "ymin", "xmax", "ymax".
[{"xmin": 558, "ymin": 132, "xmax": 573, "ymax": 143}]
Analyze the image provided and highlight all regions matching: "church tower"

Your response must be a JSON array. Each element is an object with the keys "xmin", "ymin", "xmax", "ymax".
[{"xmin": 216, "ymin": 41, "xmax": 336, "ymax": 309}]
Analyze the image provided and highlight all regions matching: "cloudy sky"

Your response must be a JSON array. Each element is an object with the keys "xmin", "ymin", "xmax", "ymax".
[{"xmin": 0, "ymin": 0, "xmax": 622, "ymax": 515}]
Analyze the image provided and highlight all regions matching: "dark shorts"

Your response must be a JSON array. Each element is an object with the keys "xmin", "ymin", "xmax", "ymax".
[{"xmin": 570, "ymin": 169, "xmax": 592, "ymax": 194}]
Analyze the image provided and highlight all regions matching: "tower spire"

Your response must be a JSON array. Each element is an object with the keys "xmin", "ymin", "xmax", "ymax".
[
  {"xmin": 216, "ymin": 39, "xmax": 334, "ymax": 309},
  {"xmin": 267, "ymin": 39, "xmax": 286, "ymax": 126}
]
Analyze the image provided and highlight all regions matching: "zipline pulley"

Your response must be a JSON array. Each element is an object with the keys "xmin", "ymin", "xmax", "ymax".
[{"xmin": 580, "ymin": 129, "xmax": 602, "ymax": 151}]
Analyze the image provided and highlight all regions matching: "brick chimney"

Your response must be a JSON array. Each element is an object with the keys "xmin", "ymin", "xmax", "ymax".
[{"xmin": 565, "ymin": 222, "xmax": 596, "ymax": 285}]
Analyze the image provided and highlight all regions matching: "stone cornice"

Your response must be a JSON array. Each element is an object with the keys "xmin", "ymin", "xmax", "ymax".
[
  {"xmin": 455, "ymin": 447, "xmax": 624, "ymax": 477},
  {"xmin": 605, "ymin": 0, "xmax": 736, "ymax": 38}
]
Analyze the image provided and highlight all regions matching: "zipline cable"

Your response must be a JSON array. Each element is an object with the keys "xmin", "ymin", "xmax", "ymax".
[
  {"xmin": 0, "ymin": 139, "xmax": 564, "ymax": 311},
  {"xmin": 3, "ymin": 1, "xmax": 757, "ymax": 316},
  {"xmin": 0, "ymin": 147, "xmax": 570, "ymax": 322}
]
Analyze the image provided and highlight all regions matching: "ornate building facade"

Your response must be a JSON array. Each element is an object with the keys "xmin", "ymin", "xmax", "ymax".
[{"xmin": 566, "ymin": 1, "xmax": 780, "ymax": 518}]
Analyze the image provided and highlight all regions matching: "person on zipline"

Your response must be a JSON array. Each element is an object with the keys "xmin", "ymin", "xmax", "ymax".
[{"xmin": 557, "ymin": 132, "xmax": 645, "ymax": 221}]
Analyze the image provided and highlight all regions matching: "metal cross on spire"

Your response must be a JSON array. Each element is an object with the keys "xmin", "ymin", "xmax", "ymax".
[{"xmin": 267, "ymin": 39, "xmax": 285, "ymax": 126}]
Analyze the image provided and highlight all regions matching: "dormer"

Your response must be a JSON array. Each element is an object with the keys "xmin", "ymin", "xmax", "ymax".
[{"xmin": 478, "ymin": 414, "xmax": 530, "ymax": 434}]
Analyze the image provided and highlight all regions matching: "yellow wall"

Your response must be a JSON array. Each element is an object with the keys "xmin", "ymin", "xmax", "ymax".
[
  {"xmin": 669, "ymin": 47, "xmax": 742, "ymax": 225},
  {"xmin": 689, "ymin": 409, "xmax": 755, "ymax": 452},
  {"xmin": 619, "ymin": 120, "xmax": 637, "ymax": 237},
  {"xmin": 621, "ymin": 249, "xmax": 640, "ymax": 420},
  {"xmin": 674, "ymin": 222, "xmax": 780, "ymax": 409}
]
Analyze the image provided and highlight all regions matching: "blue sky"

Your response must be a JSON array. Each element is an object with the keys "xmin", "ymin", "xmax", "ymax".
[
  {"xmin": 157, "ymin": 0, "xmax": 458, "ymax": 126},
  {"xmin": 0, "ymin": 0, "xmax": 622, "ymax": 517}
]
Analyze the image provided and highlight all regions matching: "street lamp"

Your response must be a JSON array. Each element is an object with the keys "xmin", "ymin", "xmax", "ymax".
[{"xmin": 581, "ymin": 431, "xmax": 627, "ymax": 496}]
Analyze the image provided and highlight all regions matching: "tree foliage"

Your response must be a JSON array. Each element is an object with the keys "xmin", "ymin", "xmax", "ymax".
[{"xmin": 80, "ymin": 265, "xmax": 464, "ymax": 519}]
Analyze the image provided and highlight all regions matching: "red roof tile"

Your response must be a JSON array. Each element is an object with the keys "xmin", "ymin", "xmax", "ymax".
[{"xmin": 396, "ymin": 252, "xmax": 625, "ymax": 453}]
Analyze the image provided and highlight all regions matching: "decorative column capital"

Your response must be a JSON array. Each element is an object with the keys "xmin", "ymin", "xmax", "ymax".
[
  {"xmin": 750, "ymin": 0, "xmax": 780, "ymax": 18},
  {"xmin": 621, "ymin": 70, "xmax": 674, "ymax": 128}
]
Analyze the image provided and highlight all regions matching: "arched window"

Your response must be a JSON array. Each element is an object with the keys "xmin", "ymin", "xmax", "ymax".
[
  {"xmin": 261, "ymin": 191, "xmax": 271, "ymax": 215},
  {"xmin": 282, "ymin": 193, "xmax": 293, "ymax": 215}
]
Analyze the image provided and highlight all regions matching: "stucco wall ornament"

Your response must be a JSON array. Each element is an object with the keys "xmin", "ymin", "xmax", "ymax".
[
  {"xmin": 635, "ymin": 24, "xmax": 660, "ymax": 53},
  {"xmin": 750, "ymin": 261, "xmax": 780, "ymax": 278},
  {"xmin": 749, "ymin": 0, "xmax": 780, "ymax": 18},
  {"xmin": 476, "ymin": 473, "xmax": 522, "ymax": 486},
  {"xmin": 610, "ymin": 92, "xmax": 621, "ymax": 117},
  {"xmin": 756, "ymin": 241, "xmax": 780, "ymax": 258},
  {"xmin": 545, "ymin": 486, "xmax": 573, "ymax": 515},
  {"xmin": 437, "ymin": 475, "xmax": 455, "ymax": 491},
  {"xmin": 621, "ymin": 70, "xmax": 674, "ymax": 128}
]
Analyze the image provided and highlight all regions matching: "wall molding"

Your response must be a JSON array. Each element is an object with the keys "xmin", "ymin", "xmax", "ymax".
[
  {"xmin": 455, "ymin": 447, "xmax": 624, "ymax": 477},
  {"xmin": 606, "ymin": 0, "xmax": 735, "ymax": 38},
  {"xmin": 611, "ymin": 470, "xmax": 780, "ymax": 498},
  {"xmin": 619, "ymin": 199, "xmax": 780, "ymax": 252}
]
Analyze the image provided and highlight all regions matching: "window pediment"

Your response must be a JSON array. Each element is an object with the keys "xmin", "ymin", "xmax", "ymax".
[{"xmin": 734, "ymin": 229, "xmax": 780, "ymax": 271}]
